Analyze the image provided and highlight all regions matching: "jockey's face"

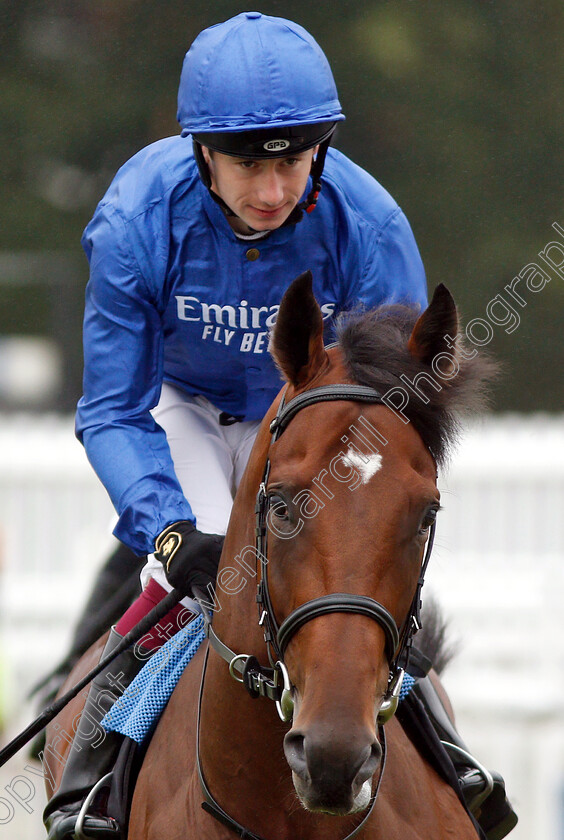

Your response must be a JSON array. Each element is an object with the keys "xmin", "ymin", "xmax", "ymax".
[{"xmin": 202, "ymin": 146, "xmax": 317, "ymax": 234}]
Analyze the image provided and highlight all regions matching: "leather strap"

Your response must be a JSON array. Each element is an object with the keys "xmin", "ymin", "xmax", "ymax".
[
  {"xmin": 205, "ymin": 612, "xmax": 282, "ymax": 704},
  {"xmin": 269, "ymin": 384, "xmax": 383, "ymax": 436},
  {"xmin": 277, "ymin": 593, "xmax": 399, "ymax": 661}
]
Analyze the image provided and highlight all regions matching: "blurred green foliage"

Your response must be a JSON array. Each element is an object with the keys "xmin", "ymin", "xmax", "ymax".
[{"xmin": 1, "ymin": 0, "xmax": 562, "ymax": 410}]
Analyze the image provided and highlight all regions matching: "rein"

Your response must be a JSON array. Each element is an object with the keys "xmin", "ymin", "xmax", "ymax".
[{"xmin": 197, "ymin": 383, "xmax": 437, "ymax": 838}]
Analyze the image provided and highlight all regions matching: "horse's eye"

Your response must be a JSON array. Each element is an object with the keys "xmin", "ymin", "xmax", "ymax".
[
  {"xmin": 269, "ymin": 494, "xmax": 289, "ymax": 521},
  {"xmin": 419, "ymin": 506, "xmax": 439, "ymax": 535}
]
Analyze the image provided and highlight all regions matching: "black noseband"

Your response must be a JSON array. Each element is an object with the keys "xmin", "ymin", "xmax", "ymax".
[{"xmin": 277, "ymin": 593, "xmax": 400, "ymax": 662}]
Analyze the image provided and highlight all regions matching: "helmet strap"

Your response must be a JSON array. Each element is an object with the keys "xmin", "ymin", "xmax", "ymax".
[{"xmin": 299, "ymin": 135, "xmax": 332, "ymax": 215}]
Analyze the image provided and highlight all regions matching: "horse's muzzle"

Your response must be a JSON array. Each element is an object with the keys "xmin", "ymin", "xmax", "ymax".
[{"xmin": 283, "ymin": 724, "xmax": 381, "ymax": 814}]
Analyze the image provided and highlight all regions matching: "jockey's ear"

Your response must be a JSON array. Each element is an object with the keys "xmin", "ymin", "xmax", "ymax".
[
  {"xmin": 270, "ymin": 270, "xmax": 329, "ymax": 387},
  {"xmin": 408, "ymin": 284, "xmax": 459, "ymax": 367}
]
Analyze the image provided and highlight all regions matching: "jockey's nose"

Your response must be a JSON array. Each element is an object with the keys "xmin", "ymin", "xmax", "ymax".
[{"xmin": 256, "ymin": 169, "xmax": 285, "ymax": 206}]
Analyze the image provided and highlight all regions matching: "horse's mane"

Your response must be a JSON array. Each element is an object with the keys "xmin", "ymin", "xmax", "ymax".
[
  {"xmin": 336, "ymin": 303, "xmax": 496, "ymax": 466},
  {"xmin": 418, "ymin": 595, "xmax": 457, "ymax": 675}
]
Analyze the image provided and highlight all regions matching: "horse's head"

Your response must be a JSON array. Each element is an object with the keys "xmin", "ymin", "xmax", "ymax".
[{"xmin": 254, "ymin": 271, "xmax": 490, "ymax": 816}]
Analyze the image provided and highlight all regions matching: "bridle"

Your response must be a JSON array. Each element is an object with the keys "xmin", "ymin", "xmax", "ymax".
[
  {"xmin": 204, "ymin": 383, "xmax": 436, "ymax": 722},
  {"xmin": 197, "ymin": 382, "xmax": 437, "ymax": 839}
]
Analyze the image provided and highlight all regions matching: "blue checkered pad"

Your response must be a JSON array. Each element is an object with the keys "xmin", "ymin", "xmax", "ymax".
[
  {"xmin": 399, "ymin": 672, "xmax": 415, "ymax": 700},
  {"xmin": 102, "ymin": 615, "xmax": 206, "ymax": 744}
]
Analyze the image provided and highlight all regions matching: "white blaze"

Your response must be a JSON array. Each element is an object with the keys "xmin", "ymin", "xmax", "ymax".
[{"xmin": 342, "ymin": 447, "xmax": 383, "ymax": 484}]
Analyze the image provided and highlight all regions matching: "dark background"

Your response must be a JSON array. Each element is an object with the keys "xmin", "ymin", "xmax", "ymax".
[{"xmin": 1, "ymin": 0, "xmax": 562, "ymax": 412}]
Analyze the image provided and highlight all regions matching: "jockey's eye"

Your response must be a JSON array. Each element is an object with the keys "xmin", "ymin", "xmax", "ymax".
[{"xmin": 419, "ymin": 505, "xmax": 440, "ymax": 536}]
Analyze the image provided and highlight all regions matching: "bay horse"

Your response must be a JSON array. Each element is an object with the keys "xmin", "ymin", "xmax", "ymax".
[{"xmin": 46, "ymin": 273, "xmax": 492, "ymax": 839}]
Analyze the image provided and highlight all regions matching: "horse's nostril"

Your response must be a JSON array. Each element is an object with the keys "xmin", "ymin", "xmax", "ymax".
[
  {"xmin": 283, "ymin": 730, "xmax": 309, "ymax": 782},
  {"xmin": 285, "ymin": 727, "xmax": 382, "ymax": 797},
  {"xmin": 354, "ymin": 739, "xmax": 382, "ymax": 789}
]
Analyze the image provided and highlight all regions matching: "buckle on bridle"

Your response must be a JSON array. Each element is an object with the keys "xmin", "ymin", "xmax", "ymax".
[
  {"xmin": 377, "ymin": 668, "xmax": 405, "ymax": 725},
  {"xmin": 228, "ymin": 654, "xmax": 249, "ymax": 684}
]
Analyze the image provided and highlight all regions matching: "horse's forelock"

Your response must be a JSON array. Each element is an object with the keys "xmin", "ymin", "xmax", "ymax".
[{"xmin": 335, "ymin": 302, "xmax": 496, "ymax": 466}]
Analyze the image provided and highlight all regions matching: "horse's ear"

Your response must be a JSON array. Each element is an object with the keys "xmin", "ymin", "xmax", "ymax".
[
  {"xmin": 270, "ymin": 271, "xmax": 328, "ymax": 387},
  {"xmin": 408, "ymin": 284, "xmax": 459, "ymax": 365}
]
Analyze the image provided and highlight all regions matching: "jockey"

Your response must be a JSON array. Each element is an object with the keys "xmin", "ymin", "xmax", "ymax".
[{"xmin": 43, "ymin": 12, "xmax": 513, "ymax": 840}]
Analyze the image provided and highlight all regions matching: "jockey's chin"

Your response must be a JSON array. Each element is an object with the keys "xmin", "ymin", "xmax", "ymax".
[{"xmin": 230, "ymin": 200, "xmax": 296, "ymax": 234}]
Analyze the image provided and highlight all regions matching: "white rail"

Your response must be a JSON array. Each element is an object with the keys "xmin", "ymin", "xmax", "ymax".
[{"xmin": 0, "ymin": 412, "xmax": 563, "ymax": 839}]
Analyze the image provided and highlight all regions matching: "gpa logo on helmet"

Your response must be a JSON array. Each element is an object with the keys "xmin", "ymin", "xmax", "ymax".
[{"xmin": 263, "ymin": 139, "xmax": 291, "ymax": 152}]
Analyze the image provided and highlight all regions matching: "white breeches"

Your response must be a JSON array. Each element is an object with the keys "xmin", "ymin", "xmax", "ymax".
[{"xmin": 140, "ymin": 383, "xmax": 261, "ymax": 609}]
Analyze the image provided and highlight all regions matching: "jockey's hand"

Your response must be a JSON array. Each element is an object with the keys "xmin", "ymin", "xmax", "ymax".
[{"xmin": 154, "ymin": 520, "xmax": 224, "ymax": 598}]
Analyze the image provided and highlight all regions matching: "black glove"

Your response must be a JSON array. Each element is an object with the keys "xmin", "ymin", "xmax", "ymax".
[{"xmin": 154, "ymin": 520, "xmax": 224, "ymax": 598}]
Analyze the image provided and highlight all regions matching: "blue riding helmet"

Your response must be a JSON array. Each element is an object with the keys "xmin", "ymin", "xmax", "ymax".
[
  {"xmin": 177, "ymin": 11, "xmax": 346, "ymax": 215},
  {"xmin": 177, "ymin": 11, "xmax": 345, "ymax": 136}
]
